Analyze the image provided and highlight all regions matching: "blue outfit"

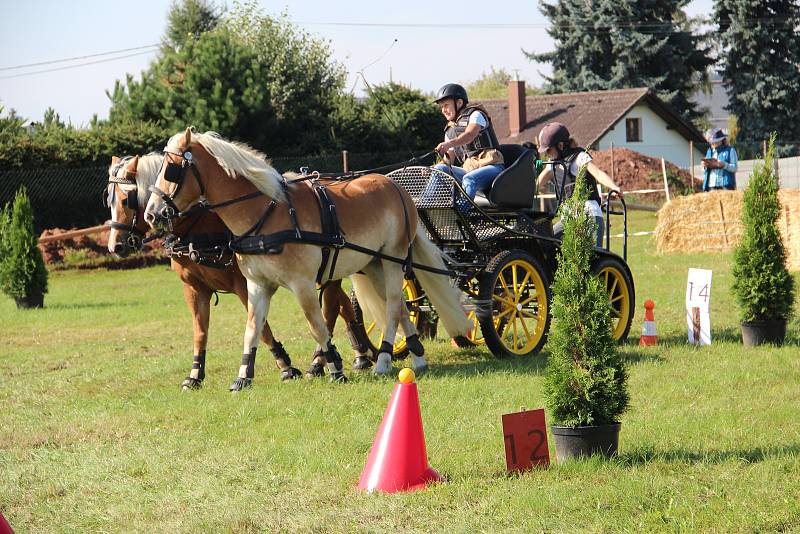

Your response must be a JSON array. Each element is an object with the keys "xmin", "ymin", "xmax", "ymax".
[
  {"xmin": 702, "ymin": 144, "xmax": 737, "ymax": 191},
  {"xmin": 433, "ymin": 163, "xmax": 504, "ymax": 209}
]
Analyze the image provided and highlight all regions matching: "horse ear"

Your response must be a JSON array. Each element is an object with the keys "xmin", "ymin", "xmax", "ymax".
[
  {"xmin": 128, "ymin": 155, "xmax": 139, "ymax": 171},
  {"xmin": 111, "ymin": 156, "xmax": 120, "ymax": 165},
  {"xmin": 185, "ymin": 127, "xmax": 192, "ymax": 146}
]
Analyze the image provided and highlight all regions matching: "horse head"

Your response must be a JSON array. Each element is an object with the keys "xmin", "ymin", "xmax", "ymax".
[{"xmin": 106, "ymin": 155, "xmax": 148, "ymax": 257}]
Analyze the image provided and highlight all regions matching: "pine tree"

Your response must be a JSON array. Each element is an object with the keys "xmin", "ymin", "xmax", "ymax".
[
  {"xmin": 714, "ymin": 0, "xmax": 800, "ymax": 154},
  {"xmin": 0, "ymin": 187, "xmax": 48, "ymax": 301},
  {"xmin": 543, "ymin": 172, "xmax": 628, "ymax": 427},
  {"xmin": 528, "ymin": 0, "xmax": 712, "ymax": 122}
]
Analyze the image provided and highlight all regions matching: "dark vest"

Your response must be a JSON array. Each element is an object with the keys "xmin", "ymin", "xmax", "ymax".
[
  {"xmin": 559, "ymin": 147, "xmax": 602, "ymax": 203},
  {"xmin": 444, "ymin": 104, "xmax": 499, "ymax": 165}
]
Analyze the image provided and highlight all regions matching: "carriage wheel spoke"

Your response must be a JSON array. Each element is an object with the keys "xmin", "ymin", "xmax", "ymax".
[{"xmin": 499, "ymin": 272, "xmax": 511, "ymax": 297}]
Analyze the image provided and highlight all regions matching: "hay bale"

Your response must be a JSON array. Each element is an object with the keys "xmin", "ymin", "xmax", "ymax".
[{"xmin": 656, "ymin": 190, "xmax": 800, "ymax": 271}]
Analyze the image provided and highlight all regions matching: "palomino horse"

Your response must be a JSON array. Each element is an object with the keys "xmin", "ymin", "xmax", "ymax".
[
  {"xmin": 144, "ymin": 129, "xmax": 468, "ymax": 381},
  {"xmin": 106, "ymin": 154, "xmax": 373, "ymax": 390}
]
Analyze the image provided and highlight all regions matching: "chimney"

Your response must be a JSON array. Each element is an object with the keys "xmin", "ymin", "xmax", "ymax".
[{"xmin": 508, "ymin": 80, "xmax": 526, "ymax": 137}]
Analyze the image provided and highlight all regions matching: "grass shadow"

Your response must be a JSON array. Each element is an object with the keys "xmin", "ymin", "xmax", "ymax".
[
  {"xmin": 424, "ymin": 347, "xmax": 549, "ymax": 379},
  {"xmin": 618, "ymin": 443, "xmax": 800, "ymax": 466},
  {"xmin": 46, "ymin": 301, "xmax": 119, "ymax": 310}
]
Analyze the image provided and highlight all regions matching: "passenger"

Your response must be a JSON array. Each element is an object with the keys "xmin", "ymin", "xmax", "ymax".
[
  {"xmin": 535, "ymin": 122, "xmax": 622, "ymax": 247},
  {"xmin": 423, "ymin": 83, "xmax": 505, "ymax": 210}
]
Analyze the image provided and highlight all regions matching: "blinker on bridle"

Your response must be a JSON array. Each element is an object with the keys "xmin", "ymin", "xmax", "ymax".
[{"xmin": 149, "ymin": 149, "xmax": 205, "ymax": 221}]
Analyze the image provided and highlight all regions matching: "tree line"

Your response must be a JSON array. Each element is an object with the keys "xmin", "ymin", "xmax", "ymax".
[{"xmin": 1, "ymin": 0, "xmax": 798, "ymax": 170}]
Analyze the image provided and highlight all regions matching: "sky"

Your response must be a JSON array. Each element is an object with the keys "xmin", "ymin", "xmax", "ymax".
[{"xmin": 0, "ymin": 0, "xmax": 714, "ymax": 126}]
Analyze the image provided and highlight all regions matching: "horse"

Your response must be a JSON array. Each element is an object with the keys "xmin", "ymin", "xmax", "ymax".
[
  {"xmin": 105, "ymin": 153, "xmax": 374, "ymax": 391},
  {"xmin": 144, "ymin": 128, "xmax": 468, "ymax": 381}
]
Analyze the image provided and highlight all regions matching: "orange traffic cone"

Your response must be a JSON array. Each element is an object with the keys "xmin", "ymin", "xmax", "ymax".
[
  {"xmin": 0, "ymin": 512, "xmax": 14, "ymax": 534},
  {"xmin": 639, "ymin": 299, "xmax": 657, "ymax": 346},
  {"xmin": 357, "ymin": 368, "xmax": 443, "ymax": 493}
]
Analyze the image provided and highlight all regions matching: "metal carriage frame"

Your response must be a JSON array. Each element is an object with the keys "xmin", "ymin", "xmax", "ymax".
[{"xmin": 354, "ymin": 145, "xmax": 636, "ymax": 359}]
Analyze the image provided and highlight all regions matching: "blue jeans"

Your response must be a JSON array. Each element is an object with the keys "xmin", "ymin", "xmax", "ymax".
[{"xmin": 427, "ymin": 163, "xmax": 505, "ymax": 211}]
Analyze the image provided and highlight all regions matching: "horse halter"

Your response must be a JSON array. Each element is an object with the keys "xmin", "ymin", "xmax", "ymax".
[
  {"xmin": 149, "ymin": 148, "xmax": 205, "ymax": 221},
  {"xmin": 106, "ymin": 161, "xmax": 146, "ymax": 251}
]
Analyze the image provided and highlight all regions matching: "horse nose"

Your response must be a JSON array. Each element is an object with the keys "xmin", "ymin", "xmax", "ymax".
[{"xmin": 144, "ymin": 210, "xmax": 157, "ymax": 226}]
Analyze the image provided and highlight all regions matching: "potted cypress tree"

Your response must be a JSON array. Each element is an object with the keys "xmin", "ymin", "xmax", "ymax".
[
  {"xmin": 731, "ymin": 136, "xmax": 794, "ymax": 345},
  {"xmin": 0, "ymin": 186, "xmax": 49, "ymax": 309},
  {"xmin": 544, "ymin": 172, "xmax": 629, "ymax": 461}
]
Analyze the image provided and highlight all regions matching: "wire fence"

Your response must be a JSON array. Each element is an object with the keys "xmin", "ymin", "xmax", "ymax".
[{"xmin": 0, "ymin": 150, "xmax": 427, "ymax": 232}]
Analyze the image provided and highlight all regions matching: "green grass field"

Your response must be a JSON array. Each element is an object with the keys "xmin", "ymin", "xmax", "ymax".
[{"xmin": 1, "ymin": 211, "xmax": 799, "ymax": 533}]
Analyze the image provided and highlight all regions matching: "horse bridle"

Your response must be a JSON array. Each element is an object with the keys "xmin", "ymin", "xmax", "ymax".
[
  {"xmin": 106, "ymin": 160, "xmax": 146, "ymax": 251},
  {"xmin": 148, "ymin": 148, "xmax": 206, "ymax": 221}
]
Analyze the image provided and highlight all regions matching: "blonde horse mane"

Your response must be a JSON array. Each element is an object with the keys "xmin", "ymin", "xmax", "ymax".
[
  {"xmin": 108, "ymin": 152, "xmax": 163, "ymax": 210},
  {"xmin": 167, "ymin": 130, "xmax": 286, "ymax": 202}
]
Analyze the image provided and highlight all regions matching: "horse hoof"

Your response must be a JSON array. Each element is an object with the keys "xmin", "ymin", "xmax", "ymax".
[
  {"xmin": 305, "ymin": 363, "xmax": 326, "ymax": 379},
  {"xmin": 181, "ymin": 377, "xmax": 203, "ymax": 390},
  {"xmin": 229, "ymin": 377, "xmax": 253, "ymax": 392},
  {"xmin": 280, "ymin": 367, "xmax": 303, "ymax": 381},
  {"xmin": 330, "ymin": 372, "xmax": 348, "ymax": 383},
  {"xmin": 373, "ymin": 352, "xmax": 392, "ymax": 376},
  {"xmin": 352, "ymin": 356, "xmax": 373, "ymax": 371}
]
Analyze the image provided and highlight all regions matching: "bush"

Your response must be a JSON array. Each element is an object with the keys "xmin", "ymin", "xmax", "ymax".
[
  {"xmin": 731, "ymin": 135, "xmax": 795, "ymax": 322},
  {"xmin": 0, "ymin": 186, "xmax": 48, "ymax": 300},
  {"xmin": 544, "ymin": 171, "xmax": 629, "ymax": 427}
]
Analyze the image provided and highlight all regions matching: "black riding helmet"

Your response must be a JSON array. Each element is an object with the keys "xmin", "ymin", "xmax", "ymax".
[{"xmin": 433, "ymin": 83, "xmax": 469, "ymax": 106}]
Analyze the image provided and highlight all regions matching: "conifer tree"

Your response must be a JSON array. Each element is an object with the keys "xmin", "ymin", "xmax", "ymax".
[
  {"xmin": 528, "ymin": 0, "xmax": 712, "ymax": 122},
  {"xmin": 714, "ymin": 0, "xmax": 800, "ymax": 153}
]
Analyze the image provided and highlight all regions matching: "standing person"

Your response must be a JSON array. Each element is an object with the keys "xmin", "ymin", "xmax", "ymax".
[
  {"xmin": 535, "ymin": 122, "xmax": 622, "ymax": 247},
  {"xmin": 701, "ymin": 128, "xmax": 738, "ymax": 191},
  {"xmin": 423, "ymin": 83, "xmax": 505, "ymax": 209}
]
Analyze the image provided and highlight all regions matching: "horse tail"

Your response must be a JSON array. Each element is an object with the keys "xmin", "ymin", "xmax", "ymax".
[
  {"xmin": 411, "ymin": 223, "xmax": 469, "ymax": 337},
  {"xmin": 351, "ymin": 272, "xmax": 387, "ymax": 332}
]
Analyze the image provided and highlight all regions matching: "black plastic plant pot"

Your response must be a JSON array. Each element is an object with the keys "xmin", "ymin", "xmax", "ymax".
[
  {"xmin": 15, "ymin": 294, "xmax": 44, "ymax": 309},
  {"xmin": 741, "ymin": 319, "xmax": 787, "ymax": 347},
  {"xmin": 551, "ymin": 422, "xmax": 621, "ymax": 462}
]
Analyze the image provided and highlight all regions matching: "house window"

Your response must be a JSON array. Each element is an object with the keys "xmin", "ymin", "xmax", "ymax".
[{"xmin": 626, "ymin": 118, "xmax": 642, "ymax": 142}]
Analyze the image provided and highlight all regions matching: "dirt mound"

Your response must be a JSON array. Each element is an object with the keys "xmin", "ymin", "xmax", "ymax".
[
  {"xmin": 38, "ymin": 227, "xmax": 168, "ymax": 270},
  {"xmin": 590, "ymin": 147, "xmax": 695, "ymax": 202}
]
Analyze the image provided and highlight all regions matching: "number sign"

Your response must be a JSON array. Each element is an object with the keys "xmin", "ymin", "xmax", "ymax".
[
  {"xmin": 686, "ymin": 268, "xmax": 713, "ymax": 345},
  {"xmin": 502, "ymin": 408, "xmax": 550, "ymax": 471}
]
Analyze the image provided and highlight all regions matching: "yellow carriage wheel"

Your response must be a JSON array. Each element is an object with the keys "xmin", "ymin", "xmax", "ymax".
[
  {"xmin": 478, "ymin": 250, "xmax": 551, "ymax": 358},
  {"xmin": 350, "ymin": 279, "xmax": 421, "ymax": 360},
  {"xmin": 592, "ymin": 257, "xmax": 635, "ymax": 342}
]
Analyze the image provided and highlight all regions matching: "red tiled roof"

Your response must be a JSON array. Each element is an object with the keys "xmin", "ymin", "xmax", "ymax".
[{"xmin": 477, "ymin": 87, "xmax": 705, "ymax": 147}]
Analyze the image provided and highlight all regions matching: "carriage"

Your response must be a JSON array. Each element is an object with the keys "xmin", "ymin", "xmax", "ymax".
[{"xmin": 352, "ymin": 143, "xmax": 636, "ymax": 359}]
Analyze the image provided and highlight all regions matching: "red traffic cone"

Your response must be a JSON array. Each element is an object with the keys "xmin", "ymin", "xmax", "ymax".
[
  {"xmin": 0, "ymin": 512, "xmax": 14, "ymax": 534},
  {"xmin": 639, "ymin": 299, "xmax": 657, "ymax": 346},
  {"xmin": 357, "ymin": 368, "xmax": 443, "ymax": 493}
]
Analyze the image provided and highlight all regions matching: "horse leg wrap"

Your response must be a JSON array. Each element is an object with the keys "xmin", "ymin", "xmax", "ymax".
[
  {"xmin": 405, "ymin": 334, "xmax": 424, "ymax": 356},
  {"xmin": 181, "ymin": 351, "xmax": 206, "ymax": 390},
  {"xmin": 323, "ymin": 343, "xmax": 347, "ymax": 383},
  {"xmin": 379, "ymin": 340, "xmax": 394, "ymax": 356},
  {"xmin": 229, "ymin": 348, "xmax": 256, "ymax": 392},
  {"xmin": 270, "ymin": 341, "xmax": 301, "ymax": 381},
  {"xmin": 346, "ymin": 321, "xmax": 370, "ymax": 354},
  {"xmin": 305, "ymin": 348, "xmax": 327, "ymax": 378}
]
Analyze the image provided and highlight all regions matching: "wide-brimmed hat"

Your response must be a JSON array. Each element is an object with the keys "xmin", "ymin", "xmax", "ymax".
[
  {"xmin": 706, "ymin": 128, "xmax": 727, "ymax": 143},
  {"xmin": 537, "ymin": 122, "xmax": 570, "ymax": 155}
]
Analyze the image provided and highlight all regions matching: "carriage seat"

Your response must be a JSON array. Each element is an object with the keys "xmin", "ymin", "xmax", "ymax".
[{"xmin": 473, "ymin": 144, "xmax": 537, "ymax": 209}]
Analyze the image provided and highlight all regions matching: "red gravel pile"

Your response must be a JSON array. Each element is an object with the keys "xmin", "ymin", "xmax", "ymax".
[
  {"xmin": 590, "ymin": 147, "xmax": 695, "ymax": 202},
  {"xmin": 38, "ymin": 227, "xmax": 167, "ymax": 270}
]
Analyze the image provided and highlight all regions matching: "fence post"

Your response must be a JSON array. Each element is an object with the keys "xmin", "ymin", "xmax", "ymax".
[
  {"xmin": 689, "ymin": 140, "xmax": 695, "ymax": 192},
  {"xmin": 342, "ymin": 150, "xmax": 349, "ymax": 173},
  {"xmin": 610, "ymin": 141, "xmax": 615, "ymax": 185},
  {"xmin": 661, "ymin": 158, "xmax": 671, "ymax": 203}
]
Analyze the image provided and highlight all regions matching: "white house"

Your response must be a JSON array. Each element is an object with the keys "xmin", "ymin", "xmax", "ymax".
[{"xmin": 477, "ymin": 83, "xmax": 706, "ymax": 168}]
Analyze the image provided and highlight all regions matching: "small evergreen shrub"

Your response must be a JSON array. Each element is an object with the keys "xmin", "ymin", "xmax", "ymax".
[
  {"xmin": 0, "ymin": 186, "xmax": 48, "ymax": 300},
  {"xmin": 544, "ymin": 171, "xmax": 629, "ymax": 427},
  {"xmin": 731, "ymin": 135, "xmax": 795, "ymax": 323}
]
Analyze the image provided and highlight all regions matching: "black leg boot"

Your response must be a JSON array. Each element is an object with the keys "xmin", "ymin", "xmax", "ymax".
[
  {"xmin": 323, "ymin": 343, "xmax": 348, "ymax": 383},
  {"xmin": 181, "ymin": 351, "xmax": 206, "ymax": 390},
  {"xmin": 270, "ymin": 341, "xmax": 302, "ymax": 381},
  {"xmin": 230, "ymin": 348, "xmax": 256, "ymax": 391}
]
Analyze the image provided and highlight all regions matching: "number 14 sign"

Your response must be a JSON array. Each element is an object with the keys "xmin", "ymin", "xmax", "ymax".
[
  {"xmin": 502, "ymin": 408, "xmax": 550, "ymax": 471},
  {"xmin": 686, "ymin": 268, "xmax": 712, "ymax": 345}
]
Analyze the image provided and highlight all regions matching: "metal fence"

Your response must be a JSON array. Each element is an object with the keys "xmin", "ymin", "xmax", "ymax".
[{"xmin": 0, "ymin": 150, "xmax": 424, "ymax": 232}]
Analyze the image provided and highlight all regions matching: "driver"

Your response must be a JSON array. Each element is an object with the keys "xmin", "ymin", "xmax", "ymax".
[
  {"xmin": 535, "ymin": 122, "xmax": 622, "ymax": 247},
  {"xmin": 424, "ymin": 83, "xmax": 505, "ymax": 208}
]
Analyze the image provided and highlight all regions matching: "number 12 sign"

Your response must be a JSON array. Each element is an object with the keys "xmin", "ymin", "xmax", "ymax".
[{"xmin": 502, "ymin": 408, "xmax": 550, "ymax": 471}]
